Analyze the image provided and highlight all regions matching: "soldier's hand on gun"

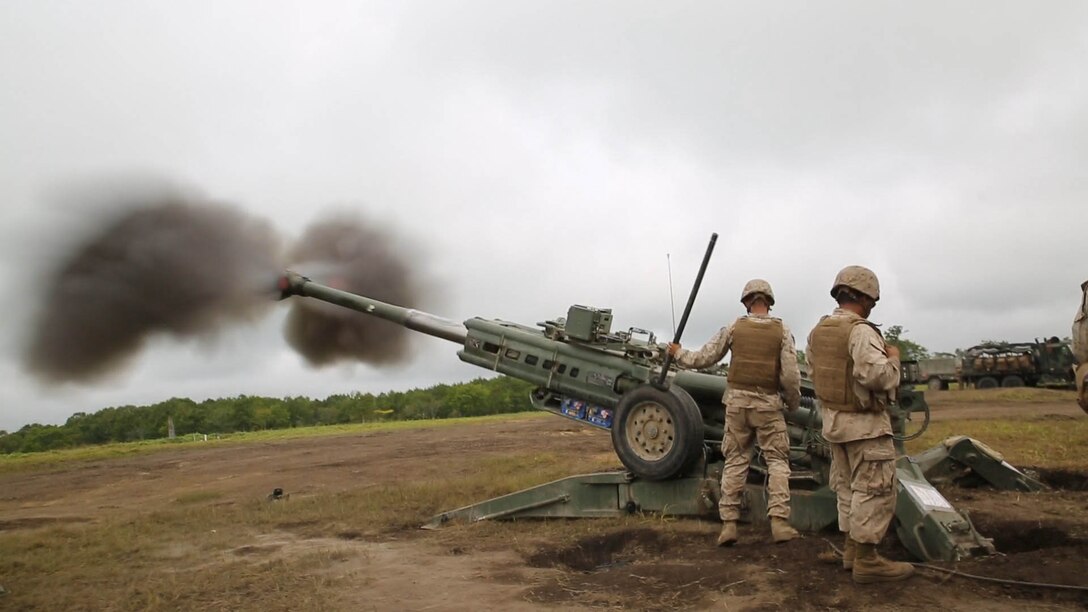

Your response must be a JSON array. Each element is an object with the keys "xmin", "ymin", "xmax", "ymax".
[{"xmin": 667, "ymin": 343, "xmax": 681, "ymax": 357}]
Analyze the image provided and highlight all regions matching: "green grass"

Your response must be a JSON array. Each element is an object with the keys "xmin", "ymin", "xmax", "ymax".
[
  {"xmin": 0, "ymin": 412, "xmax": 549, "ymax": 473},
  {"xmin": 0, "ymin": 446, "xmax": 618, "ymax": 611},
  {"xmin": 174, "ymin": 490, "xmax": 225, "ymax": 505},
  {"xmin": 2, "ymin": 406, "xmax": 1085, "ymax": 610},
  {"xmin": 926, "ymin": 387, "xmax": 1077, "ymax": 403},
  {"xmin": 905, "ymin": 414, "xmax": 1088, "ymax": 469}
]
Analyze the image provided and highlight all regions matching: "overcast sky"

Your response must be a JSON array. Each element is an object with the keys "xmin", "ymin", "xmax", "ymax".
[{"xmin": 2, "ymin": 1, "xmax": 1086, "ymax": 431}]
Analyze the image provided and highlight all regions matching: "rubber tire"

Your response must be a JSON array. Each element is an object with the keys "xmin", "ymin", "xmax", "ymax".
[
  {"xmin": 976, "ymin": 376, "xmax": 999, "ymax": 389},
  {"xmin": 927, "ymin": 378, "xmax": 944, "ymax": 391},
  {"xmin": 1001, "ymin": 375, "xmax": 1025, "ymax": 388},
  {"xmin": 611, "ymin": 385, "xmax": 705, "ymax": 481}
]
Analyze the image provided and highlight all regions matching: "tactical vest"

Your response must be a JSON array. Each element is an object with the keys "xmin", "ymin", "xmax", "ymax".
[
  {"xmin": 727, "ymin": 317, "xmax": 783, "ymax": 393},
  {"xmin": 809, "ymin": 315, "xmax": 875, "ymax": 412}
]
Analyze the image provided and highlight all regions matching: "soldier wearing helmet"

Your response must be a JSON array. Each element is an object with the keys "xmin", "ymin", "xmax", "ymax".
[
  {"xmin": 667, "ymin": 279, "xmax": 802, "ymax": 547},
  {"xmin": 1073, "ymin": 280, "xmax": 1088, "ymax": 413},
  {"xmin": 806, "ymin": 266, "xmax": 913, "ymax": 584}
]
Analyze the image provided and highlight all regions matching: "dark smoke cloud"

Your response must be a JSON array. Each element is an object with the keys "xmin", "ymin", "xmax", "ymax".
[
  {"xmin": 24, "ymin": 192, "xmax": 282, "ymax": 382},
  {"xmin": 285, "ymin": 215, "xmax": 420, "ymax": 366},
  {"xmin": 24, "ymin": 183, "xmax": 426, "ymax": 384}
]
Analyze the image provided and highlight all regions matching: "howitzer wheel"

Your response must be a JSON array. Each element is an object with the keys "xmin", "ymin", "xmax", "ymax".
[{"xmin": 611, "ymin": 385, "xmax": 704, "ymax": 481}]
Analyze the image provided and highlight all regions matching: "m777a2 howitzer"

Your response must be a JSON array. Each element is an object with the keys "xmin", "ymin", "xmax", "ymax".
[{"xmin": 277, "ymin": 270, "xmax": 1045, "ymax": 562}]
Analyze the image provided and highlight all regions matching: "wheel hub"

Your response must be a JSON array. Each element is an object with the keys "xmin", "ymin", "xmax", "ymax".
[{"xmin": 624, "ymin": 401, "xmax": 675, "ymax": 461}]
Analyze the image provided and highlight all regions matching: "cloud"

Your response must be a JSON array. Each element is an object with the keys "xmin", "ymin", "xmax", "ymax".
[{"xmin": 1, "ymin": 1, "xmax": 1085, "ymax": 429}]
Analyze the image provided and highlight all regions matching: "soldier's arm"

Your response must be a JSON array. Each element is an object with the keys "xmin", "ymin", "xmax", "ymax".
[
  {"xmin": 676, "ymin": 323, "xmax": 734, "ymax": 370},
  {"xmin": 1073, "ymin": 280, "xmax": 1088, "ymax": 364},
  {"xmin": 804, "ymin": 326, "xmax": 818, "ymax": 369},
  {"xmin": 778, "ymin": 322, "xmax": 802, "ymax": 411},
  {"xmin": 847, "ymin": 324, "xmax": 900, "ymax": 392}
]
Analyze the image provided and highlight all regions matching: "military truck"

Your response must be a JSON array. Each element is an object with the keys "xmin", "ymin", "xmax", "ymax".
[
  {"xmin": 959, "ymin": 337, "xmax": 1076, "ymax": 389},
  {"xmin": 901, "ymin": 357, "xmax": 959, "ymax": 390}
]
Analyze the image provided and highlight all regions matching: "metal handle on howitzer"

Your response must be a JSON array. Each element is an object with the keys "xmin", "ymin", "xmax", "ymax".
[{"xmin": 657, "ymin": 232, "xmax": 718, "ymax": 387}]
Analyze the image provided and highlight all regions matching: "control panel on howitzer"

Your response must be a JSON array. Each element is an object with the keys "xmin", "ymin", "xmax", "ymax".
[{"xmin": 278, "ymin": 271, "xmax": 1045, "ymax": 562}]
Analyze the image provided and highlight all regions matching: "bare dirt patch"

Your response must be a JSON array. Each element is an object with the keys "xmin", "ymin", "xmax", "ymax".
[
  {"xmin": 1035, "ymin": 467, "xmax": 1088, "ymax": 491},
  {"xmin": 514, "ymin": 513, "xmax": 1088, "ymax": 611},
  {"xmin": 2, "ymin": 403, "xmax": 1087, "ymax": 610}
]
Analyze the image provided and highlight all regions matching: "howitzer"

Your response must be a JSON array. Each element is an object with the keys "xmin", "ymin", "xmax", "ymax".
[{"xmin": 279, "ymin": 271, "xmax": 1044, "ymax": 561}]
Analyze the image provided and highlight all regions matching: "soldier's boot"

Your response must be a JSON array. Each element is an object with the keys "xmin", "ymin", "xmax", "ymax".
[
  {"xmin": 770, "ymin": 518, "xmax": 799, "ymax": 543},
  {"xmin": 716, "ymin": 521, "xmax": 738, "ymax": 547},
  {"xmin": 842, "ymin": 534, "xmax": 857, "ymax": 571},
  {"xmin": 851, "ymin": 542, "xmax": 914, "ymax": 584}
]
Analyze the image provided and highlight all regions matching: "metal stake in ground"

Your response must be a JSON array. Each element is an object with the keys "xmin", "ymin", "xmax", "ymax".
[{"xmin": 656, "ymin": 232, "xmax": 718, "ymax": 388}]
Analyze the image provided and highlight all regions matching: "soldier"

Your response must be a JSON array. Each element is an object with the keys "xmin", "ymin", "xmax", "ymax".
[
  {"xmin": 806, "ymin": 266, "xmax": 913, "ymax": 584},
  {"xmin": 1074, "ymin": 280, "xmax": 1088, "ymax": 413},
  {"xmin": 667, "ymin": 279, "xmax": 802, "ymax": 547}
]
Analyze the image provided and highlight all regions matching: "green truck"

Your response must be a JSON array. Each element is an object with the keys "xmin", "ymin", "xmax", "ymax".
[
  {"xmin": 901, "ymin": 357, "xmax": 959, "ymax": 390},
  {"xmin": 959, "ymin": 337, "xmax": 1077, "ymax": 389}
]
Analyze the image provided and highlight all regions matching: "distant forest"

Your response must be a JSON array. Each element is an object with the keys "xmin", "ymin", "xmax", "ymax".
[{"xmin": 0, "ymin": 377, "xmax": 535, "ymax": 454}]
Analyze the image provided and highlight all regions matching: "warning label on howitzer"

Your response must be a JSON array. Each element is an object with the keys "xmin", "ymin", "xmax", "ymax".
[
  {"xmin": 902, "ymin": 480, "xmax": 954, "ymax": 511},
  {"xmin": 586, "ymin": 372, "xmax": 614, "ymax": 387}
]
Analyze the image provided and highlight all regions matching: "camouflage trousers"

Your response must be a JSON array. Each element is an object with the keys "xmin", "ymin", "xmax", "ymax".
[
  {"xmin": 1077, "ymin": 363, "xmax": 1088, "ymax": 414},
  {"xmin": 828, "ymin": 435, "xmax": 897, "ymax": 544},
  {"xmin": 719, "ymin": 406, "xmax": 792, "ymax": 522}
]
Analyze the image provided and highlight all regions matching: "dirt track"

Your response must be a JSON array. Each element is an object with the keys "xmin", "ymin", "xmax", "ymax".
[{"xmin": 2, "ymin": 402, "xmax": 1087, "ymax": 610}]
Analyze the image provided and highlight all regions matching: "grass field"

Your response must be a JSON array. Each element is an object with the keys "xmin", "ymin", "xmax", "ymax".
[
  {"xmin": 1, "ymin": 405, "xmax": 1085, "ymax": 610},
  {"xmin": 0, "ymin": 412, "xmax": 546, "ymax": 473},
  {"xmin": 0, "ymin": 415, "xmax": 614, "ymax": 611},
  {"xmin": 926, "ymin": 387, "xmax": 1078, "ymax": 403},
  {"xmin": 905, "ymin": 415, "xmax": 1088, "ymax": 469}
]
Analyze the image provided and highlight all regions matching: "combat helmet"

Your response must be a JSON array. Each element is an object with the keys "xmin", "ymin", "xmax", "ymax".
[
  {"xmin": 741, "ymin": 279, "xmax": 775, "ymax": 306},
  {"xmin": 831, "ymin": 266, "xmax": 880, "ymax": 301}
]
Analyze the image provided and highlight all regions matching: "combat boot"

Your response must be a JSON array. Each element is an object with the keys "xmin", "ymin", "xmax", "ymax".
[
  {"xmin": 716, "ymin": 521, "xmax": 738, "ymax": 547},
  {"xmin": 770, "ymin": 518, "xmax": 799, "ymax": 543},
  {"xmin": 852, "ymin": 542, "xmax": 914, "ymax": 584},
  {"xmin": 842, "ymin": 535, "xmax": 857, "ymax": 571}
]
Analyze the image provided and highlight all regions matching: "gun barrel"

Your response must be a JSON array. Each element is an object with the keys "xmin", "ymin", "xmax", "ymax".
[{"xmin": 278, "ymin": 271, "xmax": 468, "ymax": 345}]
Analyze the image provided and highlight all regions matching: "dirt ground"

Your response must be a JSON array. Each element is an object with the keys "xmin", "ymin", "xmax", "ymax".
[{"xmin": 2, "ymin": 400, "xmax": 1087, "ymax": 611}]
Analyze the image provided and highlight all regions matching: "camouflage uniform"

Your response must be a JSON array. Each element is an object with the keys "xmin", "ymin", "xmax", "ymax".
[
  {"xmin": 807, "ymin": 308, "xmax": 900, "ymax": 545},
  {"xmin": 675, "ymin": 315, "xmax": 802, "ymax": 523},
  {"xmin": 1074, "ymin": 280, "xmax": 1088, "ymax": 413}
]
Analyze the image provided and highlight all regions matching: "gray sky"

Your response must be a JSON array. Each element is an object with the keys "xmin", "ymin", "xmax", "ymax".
[{"xmin": 2, "ymin": 1, "xmax": 1086, "ymax": 431}]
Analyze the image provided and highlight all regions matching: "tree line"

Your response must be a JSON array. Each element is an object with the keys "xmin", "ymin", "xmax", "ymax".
[{"xmin": 0, "ymin": 376, "xmax": 535, "ymax": 454}]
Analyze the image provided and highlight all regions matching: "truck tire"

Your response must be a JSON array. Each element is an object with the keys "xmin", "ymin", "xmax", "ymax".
[
  {"xmin": 611, "ymin": 385, "xmax": 705, "ymax": 481},
  {"xmin": 976, "ymin": 376, "xmax": 999, "ymax": 389},
  {"xmin": 1001, "ymin": 375, "xmax": 1025, "ymax": 388},
  {"xmin": 927, "ymin": 377, "xmax": 945, "ymax": 391}
]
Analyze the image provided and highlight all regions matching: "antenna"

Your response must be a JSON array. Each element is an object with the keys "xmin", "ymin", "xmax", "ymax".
[
  {"xmin": 658, "ymin": 233, "xmax": 718, "ymax": 387},
  {"xmin": 667, "ymin": 253, "xmax": 677, "ymax": 336}
]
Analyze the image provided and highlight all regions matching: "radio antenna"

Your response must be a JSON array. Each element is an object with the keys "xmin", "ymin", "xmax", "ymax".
[
  {"xmin": 658, "ymin": 233, "xmax": 718, "ymax": 387},
  {"xmin": 667, "ymin": 253, "xmax": 677, "ymax": 336}
]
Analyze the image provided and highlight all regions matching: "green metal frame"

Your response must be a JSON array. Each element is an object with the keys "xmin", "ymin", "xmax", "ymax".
[
  {"xmin": 280, "ymin": 274, "xmax": 1037, "ymax": 562},
  {"xmin": 910, "ymin": 435, "xmax": 1046, "ymax": 492},
  {"xmin": 423, "ymin": 436, "xmax": 1040, "ymax": 562}
]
